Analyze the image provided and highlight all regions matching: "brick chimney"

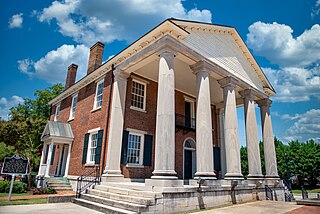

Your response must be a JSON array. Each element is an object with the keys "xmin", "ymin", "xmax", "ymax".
[
  {"xmin": 87, "ymin": 41, "xmax": 104, "ymax": 74},
  {"xmin": 65, "ymin": 64, "xmax": 78, "ymax": 89}
]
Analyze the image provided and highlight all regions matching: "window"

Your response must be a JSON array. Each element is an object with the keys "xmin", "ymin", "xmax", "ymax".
[
  {"xmin": 69, "ymin": 94, "xmax": 78, "ymax": 120},
  {"xmin": 94, "ymin": 80, "xmax": 104, "ymax": 109},
  {"xmin": 54, "ymin": 104, "xmax": 60, "ymax": 121},
  {"xmin": 131, "ymin": 80, "xmax": 146, "ymax": 110},
  {"xmin": 127, "ymin": 132, "xmax": 144, "ymax": 165},
  {"xmin": 87, "ymin": 132, "xmax": 98, "ymax": 164}
]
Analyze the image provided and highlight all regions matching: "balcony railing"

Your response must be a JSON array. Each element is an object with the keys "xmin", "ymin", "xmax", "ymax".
[{"xmin": 176, "ymin": 113, "xmax": 196, "ymax": 131}]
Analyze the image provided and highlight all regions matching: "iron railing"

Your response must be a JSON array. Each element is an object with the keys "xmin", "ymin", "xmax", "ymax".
[
  {"xmin": 176, "ymin": 114, "xmax": 196, "ymax": 130},
  {"xmin": 265, "ymin": 185, "xmax": 273, "ymax": 200},
  {"xmin": 282, "ymin": 179, "xmax": 295, "ymax": 202},
  {"xmin": 76, "ymin": 166, "xmax": 100, "ymax": 198},
  {"xmin": 301, "ymin": 186, "xmax": 308, "ymax": 199}
]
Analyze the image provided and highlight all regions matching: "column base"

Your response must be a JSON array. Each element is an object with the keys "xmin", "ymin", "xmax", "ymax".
[
  {"xmin": 152, "ymin": 169, "xmax": 177, "ymax": 178},
  {"xmin": 247, "ymin": 174, "xmax": 264, "ymax": 179},
  {"xmin": 194, "ymin": 171, "xmax": 217, "ymax": 179},
  {"xmin": 145, "ymin": 178, "xmax": 183, "ymax": 187},
  {"xmin": 224, "ymin": 172, "xmax": 244, "ymax": 180},
  {"xmin": 101, "ymin": 169, "xmax": 124, "ymax": 182},
  {"xmin": 265, "ymin": 175, "xmax": 280, "ymax": 179}
]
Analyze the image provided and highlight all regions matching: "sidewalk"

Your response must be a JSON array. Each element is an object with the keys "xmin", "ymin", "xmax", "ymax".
[
  {"xmin": 0, "ymin": 190, "xmax": 75, "ymax": 201},
  {"xmin": 194, "ymin": 200, "xmax": 319, "ymax": 214}
]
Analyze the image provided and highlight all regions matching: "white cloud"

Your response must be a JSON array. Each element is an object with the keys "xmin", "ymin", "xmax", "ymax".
[
  {"xmin": 263, "ymin": 66, "xmax": 320, "ymax": 102},
  {"xmin": 247, "ymin": 22, "xmax": 320, "ymax": 67},
  {"xmin": 18, "ymin": 44, "xmax": 89, "ymax": 83},
  {"xmin": 285, "ymin": 109, "xmax": 320, "ymax": 141},
  {"xmin": 37, "ymin": 0, "xmax": 212, "ymax": 45},
  {"xmin": 0, "ymin": 96, "xmax": 24, "ymax": 120},
  {"xmin": 311, "ymin": 0, "xmax": 320, "ymax": 18},
  {"xmin": 8, "ymin": 13, "xmax": 23, "ymax": 29}
]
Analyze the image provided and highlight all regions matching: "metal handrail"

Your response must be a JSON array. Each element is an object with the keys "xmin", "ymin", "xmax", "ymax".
[
  {"xmin": 175, "ymin": 113, "xmax": 196, "ymax": 129},
  {"xmin": 301, "ymin": 186, "xmax": 308, "ymax": 199},
  {"xmin": 76, "ymin": 166, "xmax": 100, "ymax": 198},
  {"xmin": 265, "ymin": 185, "xmax": 273, "ymax": 200}
]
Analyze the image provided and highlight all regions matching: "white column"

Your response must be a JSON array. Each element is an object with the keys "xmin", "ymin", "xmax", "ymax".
[
  {"xmin": 45, "ymin": 142, "xmax": 53, "ymax": 178},
  {"xmin": 63, "ymin": 144, "xmax": 72, "ymax": 178},
  {"xmin": 257, "ymin": 98, "xmax": 279, "ymax": 178},
  {"xmin": 151, "ymin": 49, "xmax": 177, "ymax": 179},
  {"xmin": 38, "ymin": 143, "xmax": 46, "ymax": 176},
  {"xmin": 240, "ymin": 89, "xmax": 263, "ymax": 179},
  {"xmin": 218, "ymin": 76, "xmax": 243, "ymax": 179},
  {"xmin": 102, "ymin": 68, "xmax": 129, "ymax": 180},
  {"xmin": 190, "ymin": 61, "xmax": 215, "ymax": 179},
  {"xmin": 217, "ymin": 109, "xmax": 226, "ymax": 178}
]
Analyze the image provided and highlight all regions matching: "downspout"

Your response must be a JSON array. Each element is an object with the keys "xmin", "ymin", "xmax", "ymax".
[{"xmin": 101, "ymin": 64, "xmax": 114, "ymax": 175}]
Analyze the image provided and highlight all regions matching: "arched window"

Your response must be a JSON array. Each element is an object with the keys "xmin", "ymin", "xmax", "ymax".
[{"xmin": 184, "ymin": 138, "xmax": 196, "ymax": 150}]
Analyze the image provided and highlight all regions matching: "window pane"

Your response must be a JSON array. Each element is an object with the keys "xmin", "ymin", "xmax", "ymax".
[
  {"xmin": 131, "ymin": 81, "xmax": 145, "ymax": 110},
  {"xmin": 127, "ymin": 133, "xmax": 142, "ymax": 164}
]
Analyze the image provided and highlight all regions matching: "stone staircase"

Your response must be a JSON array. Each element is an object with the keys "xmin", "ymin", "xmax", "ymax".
[
  {"xmin": 72, "ymin": 183, "xmax": 162, "ymax": 213},
  {"xmin": 46, "ymin": 177, "xmax": 73, "ymax": 191}
]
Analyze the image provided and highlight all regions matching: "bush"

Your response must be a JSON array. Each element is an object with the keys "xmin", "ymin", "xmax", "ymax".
[
  {"xmin": 0, "ymin": 181, "xmax": 10, "ymax": 193},
  {"xmin": 32, "ymin": 187, "xmax": 56, "ymax": 195},
  {"xmin": 0, "ymin": 181, "xmax": 26, "ymax": 193}
]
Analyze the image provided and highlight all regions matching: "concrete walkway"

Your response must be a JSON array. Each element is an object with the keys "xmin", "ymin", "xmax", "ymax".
[
  {"xmin": 0, "ymin": 202, "xmax": 103, "ymax": 214},
  {"xmin": 194, "ymin": 201, "xmax": 314, "ymax": 214}
]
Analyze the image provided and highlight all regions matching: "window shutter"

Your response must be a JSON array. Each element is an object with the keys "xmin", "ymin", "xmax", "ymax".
[
  {"xmin": 120, "ymin": 130, "xmax": 129, "ymax": 164},
  {"xmin": 50, "ymin": 145, "xmax": 56, "ymax": 165},
  {"xmin": 82, "ymin": 133, "xmax": 90, "ymax": 164},
  {"xmin": 213, "ymin": 147, "xmax": 221, "ymax": 171},
  {"xmin": 143, "ymin": 134, "xmax": 153, "ymax": 166},
  {"xmin": 95, "ymin": 130, "xmax": 104, "ymax": 164}
]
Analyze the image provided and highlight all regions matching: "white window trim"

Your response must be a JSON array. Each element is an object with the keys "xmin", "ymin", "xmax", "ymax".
[
  {"xmin": 93, "ymin": 79, "xmax": 104, "ymax": 110},
  {"xmin": 86, "ymin": 131, "xmax": 99, "ymax": 164},
  {"xmin": 184, "ymin": 97, "xmax": 195, "ymax": 118},
  {"xmin": 69, "ymin": 94, "xmax": 78, "ymax": 120},
  {"xmin": 126, "ymin": 131, "xmax": 144, "ymax": 166},
  {"xmin": 54, "ymin": 103, "xmax": 60, "ymax": 121},
  {"xmin": 131, "ymin": 79, "xmax": 147, "ymax": 111}
]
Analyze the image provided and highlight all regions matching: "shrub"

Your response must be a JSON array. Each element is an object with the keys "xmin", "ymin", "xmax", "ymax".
[
  {"xmin": 0, "ymin": 181, "xmax": 10, "ymax": 193},
  {"xmin": 43, "ymin": 188, "xmax": 56, "ymax": 194},
  {"xmin": 0, "ymin": 181, "xmax": 26, "ymax": 193}
]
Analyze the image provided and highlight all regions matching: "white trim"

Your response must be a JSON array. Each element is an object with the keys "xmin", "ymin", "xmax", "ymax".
[
  {"xmin": 126, "ymin": 128, "xmax": 147, "ymax": 135},
  {"xmin": 125, "ymin": 164, "xmax": 145, "ymax": 168},
  {"xmin": 54, "ymin": 103, "xmax": 60, "ymax": 121},
  {"xmin": 132, "ymin": 77, "xmax": 150, "ymax": 85},
  {"xmin": 130, "ymin": 106, "xmax": 147, "ymax": 113},
  {"xmin": 86, "ymin": 131, "xmax": 99, "ymax": 164},
  {"xmin": 126, "ymin": 131, "xmax": 145, "ymax": 165},
  {"xmin": 88, "ymin": 127, "xmax": 101, "ymax": 133},
  {"xmin": 184, "ymin": 98, "xmax": 195, "ymax": 119},
  {"xmin": 93, "ymin": 79, "xmax": 105, "ymax": 110},
  {"xmin": 69, "ymin": 94, "xmax": 78, "ymax": 120},
  {"xmin": 130, "ymin": 79, "xmax": 147, "ymax": 111},
  {"xmin": 182, "ymin": 137, "xmax": 196, "ymax": 180}
]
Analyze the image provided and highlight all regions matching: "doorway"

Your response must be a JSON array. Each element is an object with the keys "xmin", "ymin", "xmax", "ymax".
[
  {"xmin": 183, "ymin": 138, "xmax": 196, "ymax": 179},
  {"xmin": 56, "ymin": 145, "xmax": 68, "ymax": 177}
]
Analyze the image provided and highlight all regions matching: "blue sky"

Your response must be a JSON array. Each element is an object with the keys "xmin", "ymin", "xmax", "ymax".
[{"xmin": 1, "ymin": 0, "xmax": 319, "ymax": 145}]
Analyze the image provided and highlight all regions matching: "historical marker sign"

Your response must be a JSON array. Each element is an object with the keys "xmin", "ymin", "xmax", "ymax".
[{"xmin": 1, "ymin": 155, "xmax": 28, "ymax": 175}]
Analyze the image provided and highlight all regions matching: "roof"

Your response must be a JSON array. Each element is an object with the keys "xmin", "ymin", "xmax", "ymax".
[
  {"xmin": 49, "ymin": 18, "xmax": 275, "ymax": 105},
  {"xmin": 41, "ymin": 121, "xmax": 74, "ymax": 141}
]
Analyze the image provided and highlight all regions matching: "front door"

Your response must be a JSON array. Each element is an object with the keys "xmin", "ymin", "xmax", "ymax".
[
  {"xmin": 57, "ymin": 145, "xmax": 68, "ymax": 176},
  {"xmin": 184, "ymin": 149, "xmax": 193, "ymax": 179}
]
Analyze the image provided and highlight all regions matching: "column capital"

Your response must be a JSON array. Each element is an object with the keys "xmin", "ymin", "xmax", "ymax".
[
  {"xmin": 190, "ymin": 60, "xmax": 212, "ymax": 75},
  {"xmin": 239, "ymin": 89, "xmax": 257, "ymax": 100},
  {"xmin": 113, "ymin": 68, "xmax": 130, "ymax": 81},
  {"xmin": 218, "ymin": 76, "xmax": 238, "ymax": 88},
  {"xmin": 156, "ymin": 46, "xmax": 178, "ymax": 57},
  {"xmin": 257, "ymin": 98, "xmax": 272, "ymax": 107}
]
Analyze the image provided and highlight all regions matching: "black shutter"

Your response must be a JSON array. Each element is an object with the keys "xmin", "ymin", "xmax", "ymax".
[
  {"xmin": 95, "ymin": 130, "xmax": 103, "ymax": 164},
  {"xmin": 50, "ymin": 145, "xmax": 56, "ymax": 165},
  {"xmin": 120, "ymin": 131, "xmax": 129, "ymax": 164},
  {"xmin": 143, "ymin": 134, "xmax": 153, "ymax": 166},
  {"xmin": 82, "ymin": 133, "xmax": 90, "ymax": 164},
  {"xmin": 213, "ymin": 147, "xmax": 221, "ymax": 171}
]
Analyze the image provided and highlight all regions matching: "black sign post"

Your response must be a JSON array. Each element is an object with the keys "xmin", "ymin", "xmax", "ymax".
[{"xmin": 1, "ymin": 155, "xmax": 28, "ymax": 201}]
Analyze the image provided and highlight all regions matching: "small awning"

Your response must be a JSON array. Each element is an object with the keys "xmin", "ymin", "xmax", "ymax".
[{"xmin": 41, "ymin": 121, "xmax": 74, "ymax": 141}]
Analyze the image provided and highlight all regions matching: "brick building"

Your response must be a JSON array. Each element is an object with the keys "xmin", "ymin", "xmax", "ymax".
[{"xmin": 38, "ymin": 19, "xmax": 284, "ymax": 212}]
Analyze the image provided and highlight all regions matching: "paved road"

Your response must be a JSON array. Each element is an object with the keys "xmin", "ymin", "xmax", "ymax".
[
  {"xmin": 195, "ymin": 201, "xmax": 318, "ymax": 214},
  {"xmin": 0, "ymin": 202, "xmax": 103, "ymax": 214}
]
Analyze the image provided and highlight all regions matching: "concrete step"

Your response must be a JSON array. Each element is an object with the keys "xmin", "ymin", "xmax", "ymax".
[
  {"xmin": 50, "ymin": 186, "xmax": 73, "ymax": 191},
  {"xmin": 94, "ymin": 185, "xmax": 161, "ymax": 199},
  {"xmin": 87, "ymin": 189, "xmax": 155, "ymax": 205},
  {"xmin": 81, "ymin": 193, "xmax": 148, "ymax": 213},
  {"xmin": 72, "ymin": 198, "xmax": 135, "ymax": 214},
  {"xmin": 48, "ymin": 183, "xmax": 72, "ymax": 187}
]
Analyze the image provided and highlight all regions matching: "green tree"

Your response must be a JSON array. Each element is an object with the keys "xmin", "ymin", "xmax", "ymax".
[
  {"xmin": 240, "ymin": 146, "xmax": 248, "ymax": 178},
  {"xmin": 0, "ymin": 142, "xmax": 15, "ymax": 161},
  {"xmin": 0, "ymin": 84, "xmax": 63, "ymax": 188}
]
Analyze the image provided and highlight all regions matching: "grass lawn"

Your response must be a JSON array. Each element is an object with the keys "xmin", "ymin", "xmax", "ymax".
[
  {"xmin": 0, "ymin": 193, "xmax": 30, "ymax": 197},
  {"xmin": 0, "ymin": 198, "xmax": 47, "ymax": 206},
  {"xmin": 292, "ymin": 188, "xmax": 320, "ymax": 194}
]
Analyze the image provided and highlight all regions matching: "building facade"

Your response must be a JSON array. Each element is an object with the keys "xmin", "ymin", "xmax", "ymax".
[{"xmin": 38, "ymin": 19, "xmax": 283, "ymax": 211}]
